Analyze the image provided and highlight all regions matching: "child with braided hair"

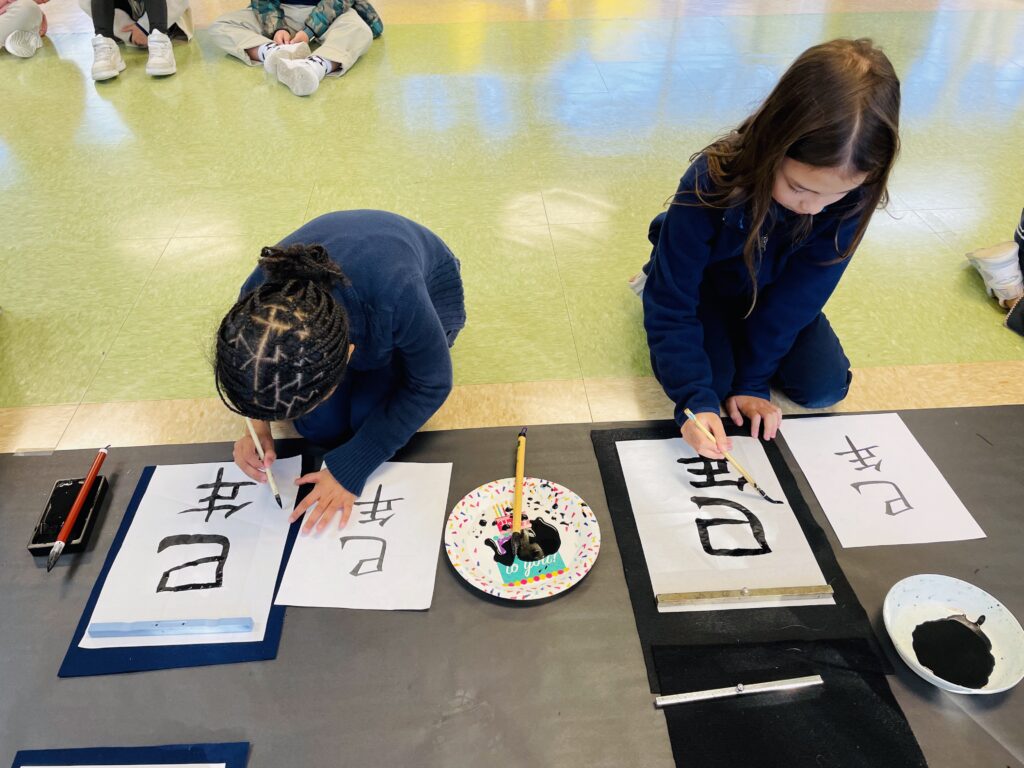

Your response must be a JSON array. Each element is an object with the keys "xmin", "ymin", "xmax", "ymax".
[{"xmin": 215, "ymin": 210, "xmax": 465, "ymax": 534}]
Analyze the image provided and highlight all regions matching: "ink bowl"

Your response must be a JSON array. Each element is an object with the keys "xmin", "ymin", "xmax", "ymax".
[{"xmin": 883, "ymin": 574, "xmax": 1024, "ymax": 695}]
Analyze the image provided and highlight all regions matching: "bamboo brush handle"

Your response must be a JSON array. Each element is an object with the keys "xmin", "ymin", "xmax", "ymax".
[{"xmin": 512, "ymin": 433, "xmax": 526, "ymax": 534}]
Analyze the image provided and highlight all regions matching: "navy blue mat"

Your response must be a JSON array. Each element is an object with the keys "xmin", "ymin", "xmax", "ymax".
[
  {"xmin": 58, "ymin": 453, "xmax": 311, "ymax": 677},
  {"xmin": 13, "ymin": 741, "xmax": 249, "ymax": 767}
]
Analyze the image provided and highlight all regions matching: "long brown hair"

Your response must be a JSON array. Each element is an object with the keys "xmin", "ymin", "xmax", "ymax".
[{"xmin": 688, "ymin": 38, "xmax": 900, "ymax": 313}]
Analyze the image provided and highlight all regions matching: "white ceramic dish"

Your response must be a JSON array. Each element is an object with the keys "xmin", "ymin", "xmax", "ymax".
[{"xmin": 882, "ymin": 574, "xmax": 1024, "ymax": 694}]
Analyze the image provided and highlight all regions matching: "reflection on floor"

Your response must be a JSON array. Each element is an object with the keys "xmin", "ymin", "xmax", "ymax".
[{"xmin": 1, "ymin": 0, "xmax": 1022, "ymax": 450}]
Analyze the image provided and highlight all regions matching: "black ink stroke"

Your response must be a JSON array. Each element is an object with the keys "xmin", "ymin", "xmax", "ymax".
[
  {"xmin": 851, "ymin": 480, "xmax": 913, "ymax": 516},
  {"xmin": 179, "ymin": 467, "xmax": 257, "ymax": 522},
  {"xmin": 677, "ymin": 457, "xmax": 747, "ymax": 490},
  {"xmin": 353, "ymin": 484, "xmax": 404, "ymax": 527},
  {"xmin": 156, "ymin": 534, "xmax": 230, "ymax": 592},
  {"xmin": 835, "ymin": 435, "xmax": 883, "ymax": 472},
  {"xmin": 691, "ymin": 496, "xmax": 771, "ymax": 557},
  {"xmin": 340, "ymin": 535, "xmax": 387, "ymax": 576}
]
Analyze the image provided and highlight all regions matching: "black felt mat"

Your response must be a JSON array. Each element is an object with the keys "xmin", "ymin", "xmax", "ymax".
[
  {"xmin": 591, "ymin": 423, "xmax": 887, "ymax": 691},
  {"xmin": 655, "ymin": 639, "xmax": 927, "ymax": 767}
]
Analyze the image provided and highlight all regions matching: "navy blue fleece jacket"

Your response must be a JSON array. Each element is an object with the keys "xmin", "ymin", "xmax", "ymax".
[
  {"xmin": 241, "ymin": 210, "xmax": 465, "ymax": 496},
  {"xmin": 643, "ymin": 154, "xmax": 865, "ymax": 425}
]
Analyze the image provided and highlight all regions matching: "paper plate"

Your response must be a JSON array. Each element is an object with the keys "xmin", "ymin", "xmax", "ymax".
[
  {"xmin": 883, "ymin": 574, "xmax": 1024, "ymax": 694},
  {"xmin": 445, "ymin": 477, "xmax": 600, "ymax": 601}
]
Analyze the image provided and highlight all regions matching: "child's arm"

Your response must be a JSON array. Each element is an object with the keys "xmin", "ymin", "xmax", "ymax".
[
  {"xmin": 322, "ymin": 280, "xmax": 453, "ymax": 498},
  {"xmin": 643, "ymin": 180, "xmax": 722, "ymax": 426},
  {"xmin": 250, "ymin": 0, "xmax": 287, "ymax": 38},
  {"xmin": 731, "ymin": 212, "xmax": 862, "ymax": 398},
  {"xmin": 297, "ymin": 0, "xmax": 382, "ymax": 42},
  {"xmin": 297, "ymin": 0, "xmax": 348, "ymax": 42}
]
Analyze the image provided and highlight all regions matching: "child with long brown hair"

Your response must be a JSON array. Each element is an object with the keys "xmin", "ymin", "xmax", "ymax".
[{"xmin": 635, "ymin": 38, "xmax": 901, "ymax": 459}]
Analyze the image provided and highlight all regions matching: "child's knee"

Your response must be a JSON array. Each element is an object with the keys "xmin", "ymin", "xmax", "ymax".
[
  {"xmin": 785, "ymin": 368, "xmax": 852, "ymax": 409},
  {"xmin": 293, "ymin": 414, "xmax": 348, "ymax": 449}
]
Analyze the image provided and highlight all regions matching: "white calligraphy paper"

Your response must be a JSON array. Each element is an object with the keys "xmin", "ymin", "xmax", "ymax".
[
  {"xmin": 275, "ymin": 462, "xmax": 453, "ymax": 610},
  {"xmin": 781, "ymin": 414, "xmax": 985, "ymax": 548},
  {"xmin": 80, "ymin": 457, "xmax": 301, "ymax": 649},
  {"xmin": 616, "ymin": 438, "xmax": 832, "ymax": 613},
  {"xmin": 33, "ymin": 765, "xmax": 224, "ymax": 768}
]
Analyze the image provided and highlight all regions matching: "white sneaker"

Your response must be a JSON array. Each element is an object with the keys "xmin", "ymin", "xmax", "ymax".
[
  {"xmin": 263, "ymin": 41, "xmax": 311, "ymax": 76},
  {"xmin": 91, "ymin": 35, "xmax": 125, "ymax": 81},
  {"xmin": 4, "ymin": 29, "xmax": 42, "ymax": 58},
  {"xmin": 276, "ymin": 57, "xmax": 324, "ymax": 97},
  {"xmin": 966, "ymin": 241, "xmax": 1024, "ymax": 305},
  {"xmin": 628, "ymin": 270, "xmax": 648, "ymax": 297},
  {"xmin": 146, "ymin": 29, "xmax": 176, "ymax": 76}
]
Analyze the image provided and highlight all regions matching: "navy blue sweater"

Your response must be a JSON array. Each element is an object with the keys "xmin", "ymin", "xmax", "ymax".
[
  {"xmin": 643, "ymin": 155, "xmax": 865, "ymax": 424},
  {"xmin": 241, "ymin": 210, "xmax": 465, "ymax": 496}
]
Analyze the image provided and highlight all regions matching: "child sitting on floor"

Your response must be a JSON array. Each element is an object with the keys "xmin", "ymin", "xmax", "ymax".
[
  {"xmin": 965, "ymin": 208, "xmax": 1024, "ymax": 335},
  {"xmin": 0, "ymin": 0, "xmax": 47, "ymax": 59},
  {"xmin": 210, "ymin": 0, "xmax": 382, "ymax": 97},
  {"xmin": 81, "ymin": 0, "xmax": 192, "ymax": 80}
]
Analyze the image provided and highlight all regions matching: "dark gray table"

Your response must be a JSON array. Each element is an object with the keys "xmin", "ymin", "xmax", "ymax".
[{"xmin": 1, "ymin": 407, "xmax": 1021, "ymax": 767}]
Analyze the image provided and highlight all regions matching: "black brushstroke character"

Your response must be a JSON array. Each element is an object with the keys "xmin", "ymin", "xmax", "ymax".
[
  {"xmin": 677, "ymin": 457, "xmax": 747, "ymax": 490},
  {"xmin": 339, "ymin": 535, "xmax": 387, "ymax": 576},
  {"xmin": 353, "ymin": 484, "xmax": 403, "ymax": 527},
  {"xmin": 691, "ymin": 496, "xmax": 771, "ymax": 556},
  {"xmin": 835, "ymin": 436, "xmax": 883, "ymax": 471},
  {"xmin": 485, "ymin": 517, "xmax": 562, "ymax": 566},
  {"xmin": 156, "ymin": 534, "xmax": 230, "ymax": 592},
  {"xmin": 178, "ymin": 467, "xmax": 257, "ymax": 522},
  {"xmin": 851, "ymin": 480, "xmax": 913, "ymax": 516}
]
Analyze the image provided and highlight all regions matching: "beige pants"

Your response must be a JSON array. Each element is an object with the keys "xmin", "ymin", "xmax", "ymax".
[
  {"xmin": 0, "ymin": 0, "xmax": 43, "ymax": 45},
  {"xmin": 210, "ymin": 5, "xmax": 371, "ymax": 73}
]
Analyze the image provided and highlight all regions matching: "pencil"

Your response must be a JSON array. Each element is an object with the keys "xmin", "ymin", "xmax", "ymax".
[
  {"xmin": 245, "ymin": 417, "xmax": 283, "ymax": 509},
  {"xmin": 683, "ymin": 409, "xmax": 782, "ymax": 505},
  {"xmin": 47, "ymin": 445, "xmax": 110, "ymax": 572}
]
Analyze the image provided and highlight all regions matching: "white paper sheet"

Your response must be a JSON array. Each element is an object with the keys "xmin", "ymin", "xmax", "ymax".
[
  {"xmin": 275, "ymin": 461, "xmax": 453, "ymax": 610},
  {"xmin": 615, "ymin": 438, "xmax": 832, "ymax": 613},
  {"xmin": 780, "ymin": 414, "xmax": 985, "ymax": 548},
  {"xmin": 32, "ymin": 764, "xmax": 224, "ymax": 768},
  {"xmin": 80, "ymin": 457, "xmax": 301, "ymax": 649}
]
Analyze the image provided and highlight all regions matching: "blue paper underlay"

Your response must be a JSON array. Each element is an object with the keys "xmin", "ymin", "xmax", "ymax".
[
  {"xmin": 12, "ymin": 741, "xmax": 249, "ymax": 767},
  {"xmin": 58, "ymin": 465, "xmax": 300, "ymax": 677}
]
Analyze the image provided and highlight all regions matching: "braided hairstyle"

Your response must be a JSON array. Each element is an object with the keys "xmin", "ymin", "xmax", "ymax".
[{"xmin": 215, "ymin": 243, "xmax": 351, "ymax": 421}]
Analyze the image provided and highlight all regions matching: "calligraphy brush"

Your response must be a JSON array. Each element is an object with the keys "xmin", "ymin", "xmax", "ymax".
[
  {"xmin": 683, "ymin": 409, "xmax": 782, "ymax": 505},
  {"xmin": 47, "ymin": 445, "xmax": 110, "ymax": 572},
  {"xmin": 245, "ymin": 417, "xmax": 283, "ymax": 509},
  {"xmin": 511, "ymin": 427, "xmax": 543, "ymax": 560}
]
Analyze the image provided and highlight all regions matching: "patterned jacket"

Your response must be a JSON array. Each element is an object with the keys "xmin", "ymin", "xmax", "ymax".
[{"xmin": 250, "ymin": 0, "xmax": 383, "ymax": 40}]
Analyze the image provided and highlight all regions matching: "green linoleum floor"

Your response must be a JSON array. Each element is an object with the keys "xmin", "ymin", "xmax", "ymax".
[{"xmin": 1, "ymin": 10, "xmax": 1023, "ymax": 406}]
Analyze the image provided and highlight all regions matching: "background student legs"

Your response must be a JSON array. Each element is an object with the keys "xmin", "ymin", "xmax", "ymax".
[
  {"xmin": 0, "ymin": 0, "xmax": 44, "ymax": 58},
  {"xmin": 210, "ymin": 4, "xmax": 371, "ymax": 72}
]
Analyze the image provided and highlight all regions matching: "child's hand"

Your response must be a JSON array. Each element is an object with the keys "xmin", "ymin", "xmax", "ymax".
[
  {"xmin": 725, "ymin": 395, "xmax": 782, "ymax": 441},
  {"xmin": 682, "ymin": 412, "xmax": 732, "ymax": 459},
  {"xmin": 273, "ymin": 29, "xmax": 291, "ymax": 45},
  {"xmin": 121, "ymin": 22, "xmax": 147, "ymax": 46},
  {"xmin": 292, "ymin": 468, "xmax": 356, "ymax": 534},
  {"xmin": 290, "ymin": 30, "xmax": 309, "ymax": 44},
  {"xmin": 233, "ymin": 422, "xmax": 276, "ymax": 482}
]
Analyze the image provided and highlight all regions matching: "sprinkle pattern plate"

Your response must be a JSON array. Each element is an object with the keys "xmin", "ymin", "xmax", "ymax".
[{"xmin": 445, "ymin": 477, "xmax": 600, "ymax": 601}]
